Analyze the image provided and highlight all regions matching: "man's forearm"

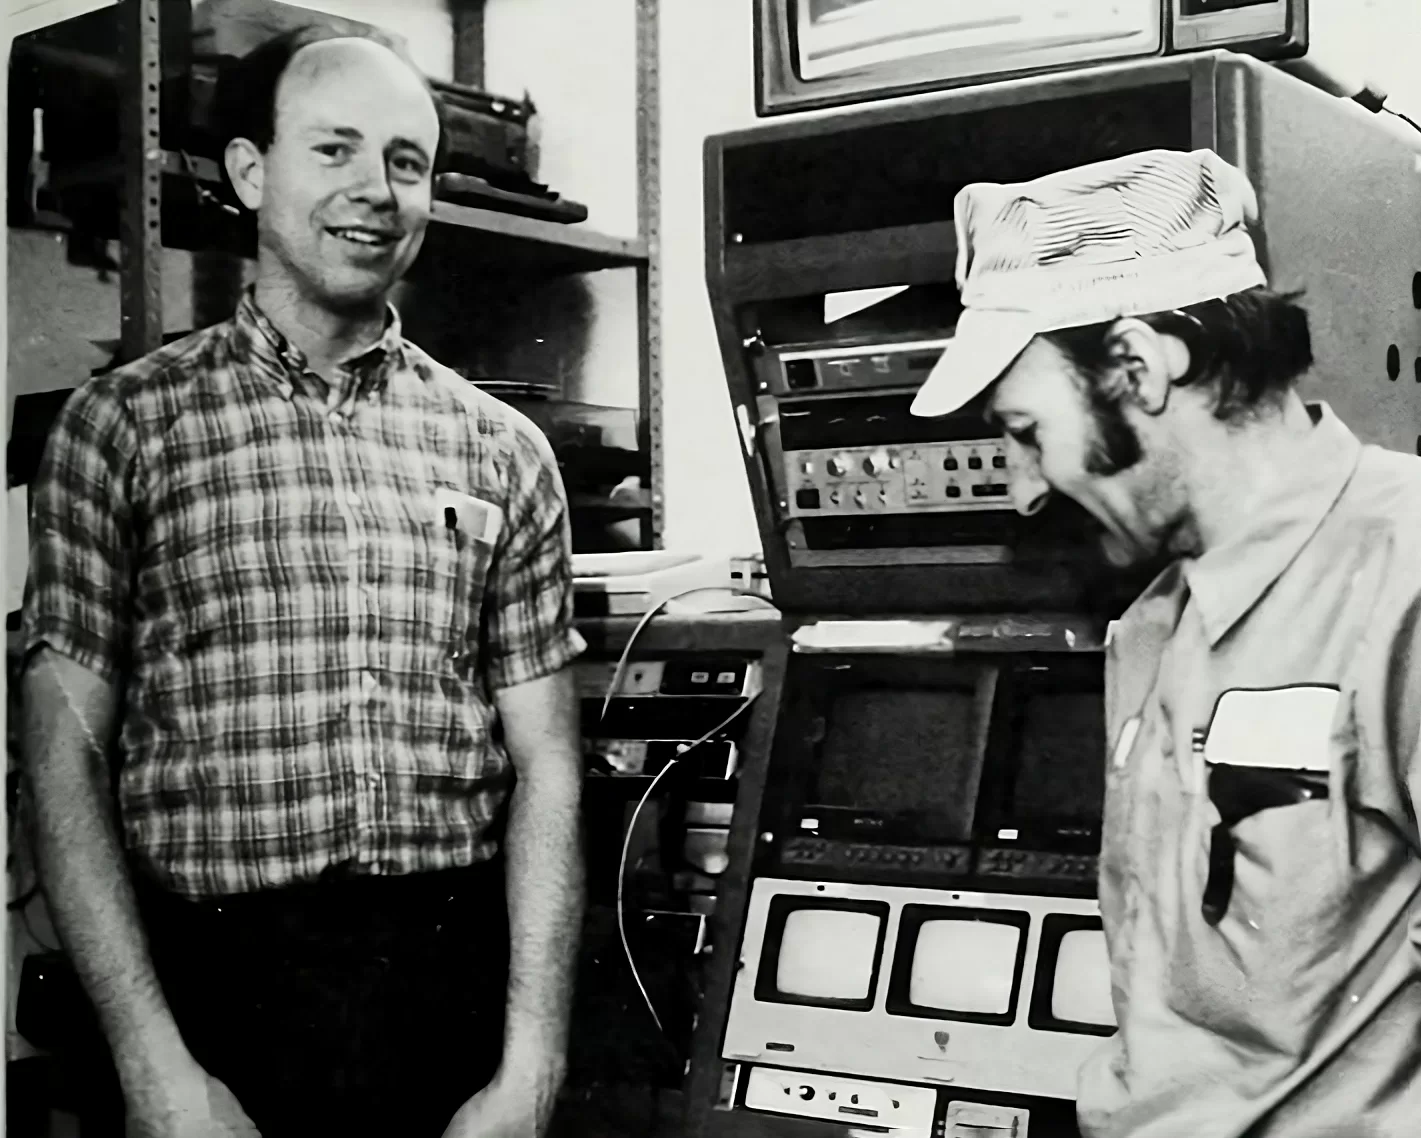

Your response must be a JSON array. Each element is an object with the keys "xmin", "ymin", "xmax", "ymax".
[
  {"xmin": 500, "ymin": 748, "xmax": 585, "ymax": 1074},
  {"xmin": 21, "ymin": 650, "xmax": 192, "ymax": 1086}
]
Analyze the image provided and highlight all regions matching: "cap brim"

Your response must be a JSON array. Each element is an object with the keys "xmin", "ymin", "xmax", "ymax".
[{"xmin": 909, "ymin": 309, "xmax": 1041, "ymax": 418}]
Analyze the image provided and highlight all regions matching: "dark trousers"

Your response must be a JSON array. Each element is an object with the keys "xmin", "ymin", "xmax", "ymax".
[{"xmin": 81, "ymin": 860, "xmax": 509, "ymax": 1138}]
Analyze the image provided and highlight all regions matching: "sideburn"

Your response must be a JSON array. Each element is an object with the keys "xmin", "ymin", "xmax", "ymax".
[{"xmin": 1082, "ymin": 380, "xmax": 1144, "ymax": 476}]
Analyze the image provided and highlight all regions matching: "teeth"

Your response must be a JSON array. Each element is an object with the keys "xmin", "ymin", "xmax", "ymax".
[{"xmin": 332, "ymin": 228, "xmax": 386, "ymax": 244}]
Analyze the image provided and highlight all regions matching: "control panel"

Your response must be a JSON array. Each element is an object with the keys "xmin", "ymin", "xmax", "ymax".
[
  {"xmin": 947, "ymin": 1101, "xmax": 1031, "ymax": 1138},
  {"xmin": 772, "ymin": 337, "xmax": 952, "ymax": 395},
  {"xmin": 778, "ymin": 837, "xmax": 1097, "ymax": 888},
  {"xmin": 742, "ymin": 1066, "xmax": 937, "ymax": 1133},
  {"xmin": 784, "ymin": 440, "xmax": 1011, "ymax": 518},
  {"xmin": 575, "ymin": 659, "xmax": 760, "ymax": 700},
  {"xmin": 976, "ymin": 847, "xmax": 1098, "ymax": 884},
  {"xmin": 780, "ymin": 837, "xmax": 972, "ymax": 876}
]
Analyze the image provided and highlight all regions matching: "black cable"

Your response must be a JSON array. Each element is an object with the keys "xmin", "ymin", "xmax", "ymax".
[{"xmin": 1384, "ymin": 106, "xmax": 1421, "ymax": 137}]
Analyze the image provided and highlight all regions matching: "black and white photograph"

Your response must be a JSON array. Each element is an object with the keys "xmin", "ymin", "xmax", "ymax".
[{"xmin": 4, "ymin": 2, "xmax": 1420, "ymax": 1137}]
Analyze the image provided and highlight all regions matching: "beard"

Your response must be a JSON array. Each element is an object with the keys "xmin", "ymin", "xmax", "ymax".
[{"xmin": 1077, "ymin": 389, "xmax": 1194, "ymax": 577}]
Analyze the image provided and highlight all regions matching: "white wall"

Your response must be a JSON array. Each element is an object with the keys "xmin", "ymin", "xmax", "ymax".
[
  {"xmin": 658, "ymin": 0, "xmax": 762, "ymax": 555},
  {"xmin": 1312, "ymin": 0, "xmax": 1421, "ymax": 114}
]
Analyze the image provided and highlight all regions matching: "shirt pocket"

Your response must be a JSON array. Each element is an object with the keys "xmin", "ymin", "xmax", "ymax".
[
  {"xmin": 424, "ymin": 500, "xmax": 497, "ymax": 675},
  {"xmin": 1173, "ymin": 797, "xmax": 1349, "ymax": 1057},
  {"xmin": 1167, "ymin": 686, "xmax": 1351, "ymax": 1056}
]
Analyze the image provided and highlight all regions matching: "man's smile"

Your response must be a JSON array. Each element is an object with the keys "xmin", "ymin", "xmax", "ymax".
[{"xmin": 326, "ymin": 225, "xmax": 400, "ymax": 249}]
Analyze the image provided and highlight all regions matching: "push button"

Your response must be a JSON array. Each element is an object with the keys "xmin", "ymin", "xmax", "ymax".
[{"xmin": 795, "ymin": 488, "xmax": 822, "ymax": 510}]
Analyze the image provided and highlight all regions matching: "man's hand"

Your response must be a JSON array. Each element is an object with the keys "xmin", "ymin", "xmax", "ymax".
[
  {"xmin": 124, "ymin": 1061, "xmax": 261, "ymax": 1138},
  {"xmin": 440, "ymin": 1062, "xmax": 562, "ymax": 1138}
]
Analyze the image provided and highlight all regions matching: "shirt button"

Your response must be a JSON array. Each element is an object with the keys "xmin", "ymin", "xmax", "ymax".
[{"xmin": 361, "ymin": 670, "xmax": 378, "ymax": 696}]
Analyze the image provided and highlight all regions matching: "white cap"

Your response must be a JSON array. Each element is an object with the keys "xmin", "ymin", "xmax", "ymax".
[{"xmin": 910, "ymin": 149, "xmax": 1268, "ymax": 418}]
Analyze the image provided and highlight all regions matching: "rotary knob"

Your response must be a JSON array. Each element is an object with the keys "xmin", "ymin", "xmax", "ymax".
[
  {"xmin": 861, "ymin": 449, "xmax": 892, "ymax": 476},
  {"xmin": 826, "ymin": 455, "xmax": 850, "ymax": 477}
]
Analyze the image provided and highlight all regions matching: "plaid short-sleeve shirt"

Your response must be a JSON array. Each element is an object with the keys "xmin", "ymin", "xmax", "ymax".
[{"xmin": 22, "ymin": 292, "xmax": 586, "ymax": 899}]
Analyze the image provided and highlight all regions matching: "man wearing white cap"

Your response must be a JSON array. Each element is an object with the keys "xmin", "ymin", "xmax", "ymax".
[{"xmin": 913, "ymin": 149, "xmax": 1421, "ymax": 1137}]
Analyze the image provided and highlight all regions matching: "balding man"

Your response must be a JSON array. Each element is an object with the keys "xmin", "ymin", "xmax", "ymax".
[{"xmin": 20, "ymin": 27, "xmax": 585, "ymax": 1138}]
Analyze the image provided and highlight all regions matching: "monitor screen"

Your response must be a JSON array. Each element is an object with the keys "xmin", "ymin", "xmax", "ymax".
[
  {"xmin": 761, "ymin": 900, "xmax": 889, "ymax": 1008},
  {"xmin": 907, "ymin": 918, "xmax": 1021, "ymax": 1015},
  {"xmin": 815, "ymin": 685, "xmax": 983, "ymax": 841},
  {"xmin": 1051, "ymin": 928, "xmax": 1116, "ymax": 1028},
  {"xmin": 987, "ymin": 660, "xmax": 1107, "ymax": 840},
  {"xmin": 887, "ymin": 905, "xmax": 1029, "ymax": 1023},
  {"xmin": 792, "ymin": 0, "xmax": 1160, "ymax": 81}
]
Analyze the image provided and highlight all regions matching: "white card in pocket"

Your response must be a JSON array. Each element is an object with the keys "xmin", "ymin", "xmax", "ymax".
[
  {"xmin": 433, "ymin": 487, "xmax": 504, "ymax": 546},
  {"xmin": 1202, "ymin": 685, "xmax": 1340, "ymax": 774}
]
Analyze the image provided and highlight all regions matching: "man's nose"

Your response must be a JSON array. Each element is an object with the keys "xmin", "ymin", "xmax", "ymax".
[
  {"xmin": 349, "ymin": 155, "xmax": 397, "ymax": 207},
  {"xmin": 1004, "ymin": 441, "xmax": 1051, "ymax": 517}
]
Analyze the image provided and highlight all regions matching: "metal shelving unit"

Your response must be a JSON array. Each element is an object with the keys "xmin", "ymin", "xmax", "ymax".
[{"xmin": 94, "ymin": 0, "xmax": 663, "ymax": 545}]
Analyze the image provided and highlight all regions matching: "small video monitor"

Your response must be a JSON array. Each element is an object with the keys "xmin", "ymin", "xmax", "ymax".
[
  {"xmin": 1029, "ymin": 914, "xmax": 1117, "ymax": 1035},
  {"xmin": 886, "ymin": 905, "xmax": 1029, "ymax": 1025},
  {"xmin": 756, "ymin": 895, "xmax": 890, "ymax": 1011}
]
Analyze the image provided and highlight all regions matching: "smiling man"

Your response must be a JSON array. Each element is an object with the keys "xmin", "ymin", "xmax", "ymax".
[
  {"xmin": 911, "ymin": 149, "xmax": 1421, "ymax": 1137},
  {"xmin": 21, "ymin": 27, "xmax": 584, "ymax": 1138}
]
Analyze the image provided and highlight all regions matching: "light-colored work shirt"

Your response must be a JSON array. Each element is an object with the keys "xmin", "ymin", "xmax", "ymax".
[
  {"xmin": 22, "ymin": 290, "xmax": 586, "ymax": 900},
  {"xmin": 1079, "ymin": 402, "xmax": 1421, "ymax": 1138}
]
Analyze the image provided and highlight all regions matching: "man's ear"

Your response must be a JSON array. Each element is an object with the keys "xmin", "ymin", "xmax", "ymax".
[
  {"xmin": 1101, "ymin": 318, "xmax": 1192, "ymax": 416},
  {"xmin": 223, "ymin": 137, "xmax": 265, "ymax": 212}
]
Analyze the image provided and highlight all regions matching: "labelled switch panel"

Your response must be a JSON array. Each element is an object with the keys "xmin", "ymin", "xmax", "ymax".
[
  {"xmin": 574, "ymin": 659, "xmax": 761, "ymax": 700},
  {"xmin": 774, "ymin": 338, "xmax": 953, "ymax": 394},
  {"xmin": 783, "ymin": 440, "xmax": 1011, "ymax": 517},
  {"xmin": 946, "ymin": 1100, "xmax": 1030, "ymax": 1137},
  {"xmin": 743, "ymin": 1066, "xmax": 937, "ymax": 1133}
]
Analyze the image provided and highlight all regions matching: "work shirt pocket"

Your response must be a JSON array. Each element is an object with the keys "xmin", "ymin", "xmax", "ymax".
[{"xmin": 1166, "ymin": 687, "xmax": 1351, "ymax": 1058}]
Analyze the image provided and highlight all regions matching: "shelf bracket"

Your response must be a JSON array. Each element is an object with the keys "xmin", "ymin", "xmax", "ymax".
[{"xmin": 119, "ymin": 0, "xmax": 166, "ymax": 364}]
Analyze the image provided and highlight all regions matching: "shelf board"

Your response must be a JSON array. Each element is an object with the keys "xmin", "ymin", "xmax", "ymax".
[
  {"xmin": 428, "ymin": 200, "xmax": 647, "ymax": 275},
  {"xmin": 45, "ymin": 152, "xmax": 648, "ymax": 278},
  {"xmin": 720, "ymin": 221, "xmax": 957, "ymax": 300}
]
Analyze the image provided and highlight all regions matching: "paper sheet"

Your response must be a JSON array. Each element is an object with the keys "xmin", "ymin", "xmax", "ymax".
[{"xmin": 823, "ymin": 284, "xmax": 910, "ymax": 324}]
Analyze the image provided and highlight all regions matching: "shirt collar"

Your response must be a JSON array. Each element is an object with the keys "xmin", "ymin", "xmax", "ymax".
[
  {"xmin": 1181, "ymin": 402, "xmax": 1362, "ymax": 648},
  {"xmin": 232, "ymin": 288, "xmax": 406, "ymax": 396}
]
